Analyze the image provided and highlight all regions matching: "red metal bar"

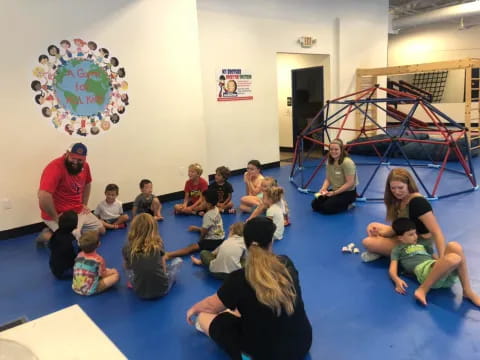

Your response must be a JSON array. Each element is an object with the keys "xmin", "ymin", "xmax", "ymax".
[
  {"xmin": 290, "ymin": 137, "xmax": 301, "ymax": 178},
  {"xmin": 419, "ymin": 102, "xmax": 449, "ymax": 140},
  {"xmin": 304, "ymin": 156, "xmax": 328, "ymax": 188},
  {"xmin": 303, "ymin": 136, "xmax": 326, "ymax": 147},
  {"xmin": 449, "ymin": 139, "xmax": 476, "ymax": 185},
  {"xmin": 432, "ymin": 147, "xmax": 451, "ymax": 196},
  {"xmin": 330, "ymin": 86, "xmax": 375, "ymax": 102},
  {"xmin": 378, "ymin": 86, "xmax": 418, "ymax": 99}
]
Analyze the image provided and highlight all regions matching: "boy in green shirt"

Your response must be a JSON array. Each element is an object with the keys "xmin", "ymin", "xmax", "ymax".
[{"xmin": 389, "ymin": 217, "xmax": 480, "ymax": 307}]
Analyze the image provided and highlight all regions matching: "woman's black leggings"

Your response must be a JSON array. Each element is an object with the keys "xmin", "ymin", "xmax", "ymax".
[{"xmin": 311, "ymin": 189, "xmax": 357, "ymax": 214}]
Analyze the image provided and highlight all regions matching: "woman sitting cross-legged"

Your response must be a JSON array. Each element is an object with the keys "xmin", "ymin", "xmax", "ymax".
[
  {"xmin": 186, "ymin": 216, "xmax": 312, "ymax": 360},
  {"xmin": 311, "ymin": 139, "xmax": 358, "ymax": 214}
]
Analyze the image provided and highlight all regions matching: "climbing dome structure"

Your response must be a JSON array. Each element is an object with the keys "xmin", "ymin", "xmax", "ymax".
[{"xmin": 289, "ymin": 85, "xmax": 477, "ymax": 200}]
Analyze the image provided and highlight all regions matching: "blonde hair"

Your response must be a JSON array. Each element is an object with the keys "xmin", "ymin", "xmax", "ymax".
[
  {"xmin": 384, "ymin": 168, "xmax": 419, "ymax": 222},
  {"xmin": 229, "ymin": 222, "xmax": 244, "ymax": 237},
  {"xmin": 262, "ymin": 176, "xmax": 277, "ymax": 188},
  {"xmin": 245, "ymin": 245, "xmax": 297, "ymax": 316},
  {"xmin": 79, "ymin": 231, "xmax": 99, "ymax": 253},
  {"xmin": 264, "ymin": 186, "xmax": 284, "ymax": 204},
  {"xmin": 128, "ymin": 213, "xmax": 163, "ymax": 259},
  {"xmin": 188, "ymin": 163, "xmax": 203, "ymax": 176}
]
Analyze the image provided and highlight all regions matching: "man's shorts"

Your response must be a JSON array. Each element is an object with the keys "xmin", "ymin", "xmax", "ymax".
[
  {"xmin": 44, "ymin": 212, "xmax": 103, "ymax": 240},
  {"xmin": 414, "ymin": 259, "xmax": 458, "ymax": 289}
]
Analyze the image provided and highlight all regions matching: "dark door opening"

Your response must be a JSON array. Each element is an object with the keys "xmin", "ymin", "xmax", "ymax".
[{"xmin": 292, "ymin": 66, "xmax": 324, "ymax": 150}]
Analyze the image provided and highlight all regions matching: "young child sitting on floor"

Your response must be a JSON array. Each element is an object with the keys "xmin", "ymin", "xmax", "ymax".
[
  {"xmin": 94, "ymin": 184, "xmax": 129, "ymax": 229},
  {"xmin": 122, "ymin": 213, "xmax": 182, "ymax": 299},
  {"xmin": 208, "ymin": 166, "xmax": 235, "ymax": 214},
  {"xmin": 174, "ymin": 163, "xmax": 208, "ymax": 215},
  {"xmin": 166, "ymin": 190, "xmax": 225, "ymax": 259},
  {"xmin": 264, "ymin": 186, "xmax": 285, "ymax": 241},
  {"xmin": 389, "ymin": 217, "xmax": 480, "ymax": 307},
  {"xmin": 191, "ymin": 222, "xmax": 245, "ymax": 279},
  {"xmin": 72, "ymin": 231, "xmax": 119, "ymax": 296},
  {"xmin": 49, "ymin": 210, "xmax": 78, "ymax": 279},
  {"xmin": 132, "ymin": 179, "xmax": 163, "ymax": 220},
  {"xmin": 245, "ymin": 177, "xmax": 290, "ymax": 227},
  {"xmin": 244, "ymin": 176, "xmax": 277, "ymax": 221}
]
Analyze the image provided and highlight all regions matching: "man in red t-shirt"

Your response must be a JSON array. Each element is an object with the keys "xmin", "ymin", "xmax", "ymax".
[{"xmin": 37, "ymin": 143, "xmax": 105, "ymax": 244}]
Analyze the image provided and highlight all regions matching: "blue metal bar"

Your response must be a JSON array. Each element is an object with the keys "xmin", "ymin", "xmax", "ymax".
[
  {"xmin": 300, "ymin": 102, "xmax": 330, "ymax": 135},
  {"xmin": 437, "ymin": 188, "xmax": 476, "ymax": 199},
  {"xmin": 463, "ymin": 131, "xmax": 477, "ymax": 186},
  {"xmin": 423, "ymin": 102, "xmax": 464, "ymax": 129}
]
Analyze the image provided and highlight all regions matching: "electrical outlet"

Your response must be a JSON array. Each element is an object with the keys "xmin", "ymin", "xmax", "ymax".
[{"xmin": 1, "ymin": 198, "xmax": 12, "ymax": 210}]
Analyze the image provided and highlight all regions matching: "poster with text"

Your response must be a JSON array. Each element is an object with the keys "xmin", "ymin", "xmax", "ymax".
[{"xmin": 217, "ymin": 68, "xmax": 253, "ymax": 101}]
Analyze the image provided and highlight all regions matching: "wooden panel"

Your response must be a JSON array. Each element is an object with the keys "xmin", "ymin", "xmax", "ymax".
[
  {"xmin": 355, "ymin": 75, "xmax": 377, "ymax": 135},
  {"xmin": 357, "ymin": 58, "xmax": 480, "ymax": 77}
]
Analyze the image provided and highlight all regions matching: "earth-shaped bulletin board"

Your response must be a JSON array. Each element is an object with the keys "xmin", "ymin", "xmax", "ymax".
[{"xmin": 31, "ymin": 39, "xmax": 129, "ymax": 136}]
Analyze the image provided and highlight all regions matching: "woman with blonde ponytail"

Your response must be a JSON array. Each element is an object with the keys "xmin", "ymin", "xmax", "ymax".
[{"xmin": 186, "ymin": 217, "xmax": 312, "ymax": 360}]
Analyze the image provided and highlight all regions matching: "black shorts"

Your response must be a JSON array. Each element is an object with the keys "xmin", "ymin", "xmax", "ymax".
[
  {"xmin": 138, "ymin": 209, "xmax": 154, "ymax": 216},
  {"xmin": 209, "ymin": 312, "xmax": 244, "ymax": 360},
  {"xmin": 104, "ymin": 217, "xmax": 120, "ymax": 224},
  {"xmin": 198, "ymin": 239, "xmax": 223, "ymax": 251}
]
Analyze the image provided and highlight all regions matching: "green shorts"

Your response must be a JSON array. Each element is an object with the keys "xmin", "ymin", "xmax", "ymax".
[{"xmin": 414, "ymin": 259, "xmax": 458, "ymax": 289}]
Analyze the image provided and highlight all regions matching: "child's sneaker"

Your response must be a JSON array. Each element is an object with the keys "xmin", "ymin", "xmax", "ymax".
[
  {"xmin": 361, "ymin": 251, "xmax": 382, "ymax": 262},
  {"xmin": 169, "ymin": 257, "xmax": 183, "ymax": 267},
  {"xmin": 35, "ymin": 228, "xmax": 52, "ymax": 247},
  {"xmin": 194, "ymin": 316, "xmax": 205, "ymax": 334}
]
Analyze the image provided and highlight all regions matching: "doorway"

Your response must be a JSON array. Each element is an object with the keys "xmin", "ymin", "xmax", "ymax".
[{"xmin": 291, "ymin": 66, "xmax": 324, "ymax": 150}]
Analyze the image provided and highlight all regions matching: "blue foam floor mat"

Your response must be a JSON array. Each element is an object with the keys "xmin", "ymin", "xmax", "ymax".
[{"xmin": 1, "ymin": 156, "xmax": 480, "ymax": 359}]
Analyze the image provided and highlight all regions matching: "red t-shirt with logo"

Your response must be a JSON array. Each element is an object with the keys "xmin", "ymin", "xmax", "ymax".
[
  {"xmin": 39, "ymin": 156, "xmax": 92, "ymax": 220},
  {"xmin": 184, "ymin": 177, "xmax": 208, "ymax": 204}
]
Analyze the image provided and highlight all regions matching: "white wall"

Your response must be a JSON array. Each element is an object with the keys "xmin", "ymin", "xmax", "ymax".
[
  {"xmin": 388, "ymin": 21, "xmax": 480, "ymax": 123},
  {"xmin": 276, "ymin": 53, "xmax": 330, "ymax": 148},
  {"xmin": 197, "ymin": 0, "xmax": 388, "ymax": 168},
  {"xmin": 0, "ymin": 0, "xmax": 389, "ymax": 231},
  {"xmin": 0, "ymin": 0, "xmax": 206, "ymax": 231},
  {"xmin": 389, "ymin": 22, "xmax": 480, "ymax": 65}
]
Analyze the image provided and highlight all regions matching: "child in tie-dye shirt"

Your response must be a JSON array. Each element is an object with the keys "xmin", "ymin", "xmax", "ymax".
[{"xmin": 72, "ymin": 231, "xmax": 119, "ymax": 296}]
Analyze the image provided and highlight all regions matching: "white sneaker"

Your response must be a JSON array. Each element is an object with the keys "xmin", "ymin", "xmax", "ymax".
[
  {"xmin": 195, "ymin": 317, "xmax": 205, "ymax": 334},
  {"xmin": 35, "ymin": 228, "xmax": 52, "ymax": 247},
  {"xmin": 361, "ymin": 251, "xmax": 382, "ymax": 262}
]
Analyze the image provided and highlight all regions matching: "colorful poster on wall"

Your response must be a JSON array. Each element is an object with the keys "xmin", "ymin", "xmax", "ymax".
[
  {"xmin": 30, "ymin": 39, "xmax": 129, "ymax": 137},
  {"xmin": 217, "ymin": 68, "xmax": 253, "ymax": 101}
]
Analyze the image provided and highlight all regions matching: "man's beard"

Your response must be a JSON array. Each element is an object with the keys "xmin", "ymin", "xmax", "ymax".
[{"xmin": 64, "ymin": 158, "xmax": 84, "ymax": 175}]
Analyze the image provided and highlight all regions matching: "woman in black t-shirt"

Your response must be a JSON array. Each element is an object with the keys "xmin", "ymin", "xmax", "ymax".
[
  {"xmin": 361, "ymin": 168, "xmax": 447, "ymax": 262},
  {"xmin": 186, "ymin": 217, "xmax": 312, "ymax": 360}
]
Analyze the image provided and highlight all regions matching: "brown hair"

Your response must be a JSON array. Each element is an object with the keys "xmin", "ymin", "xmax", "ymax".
[
  {"xmin": 216, "ymin": 166, "xmax": 231, "ymax": 180},
  {"xmin": 128, "ymin": 214, "xmax": 163, "ymax": 258},
  {"xmin": 105, "ymin": 183, "xmax": 119, "ymax": 194},
  {"xmin": 79, "ymin": 231, "xmax": 99, "ymax": 253},
  {"xmin": 328, "ymin": 139, "xmax": 349, "ymax": 165},
  {"xmin": 384, "ymin": 168, "xmax": 419, "ymax": 222}
]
